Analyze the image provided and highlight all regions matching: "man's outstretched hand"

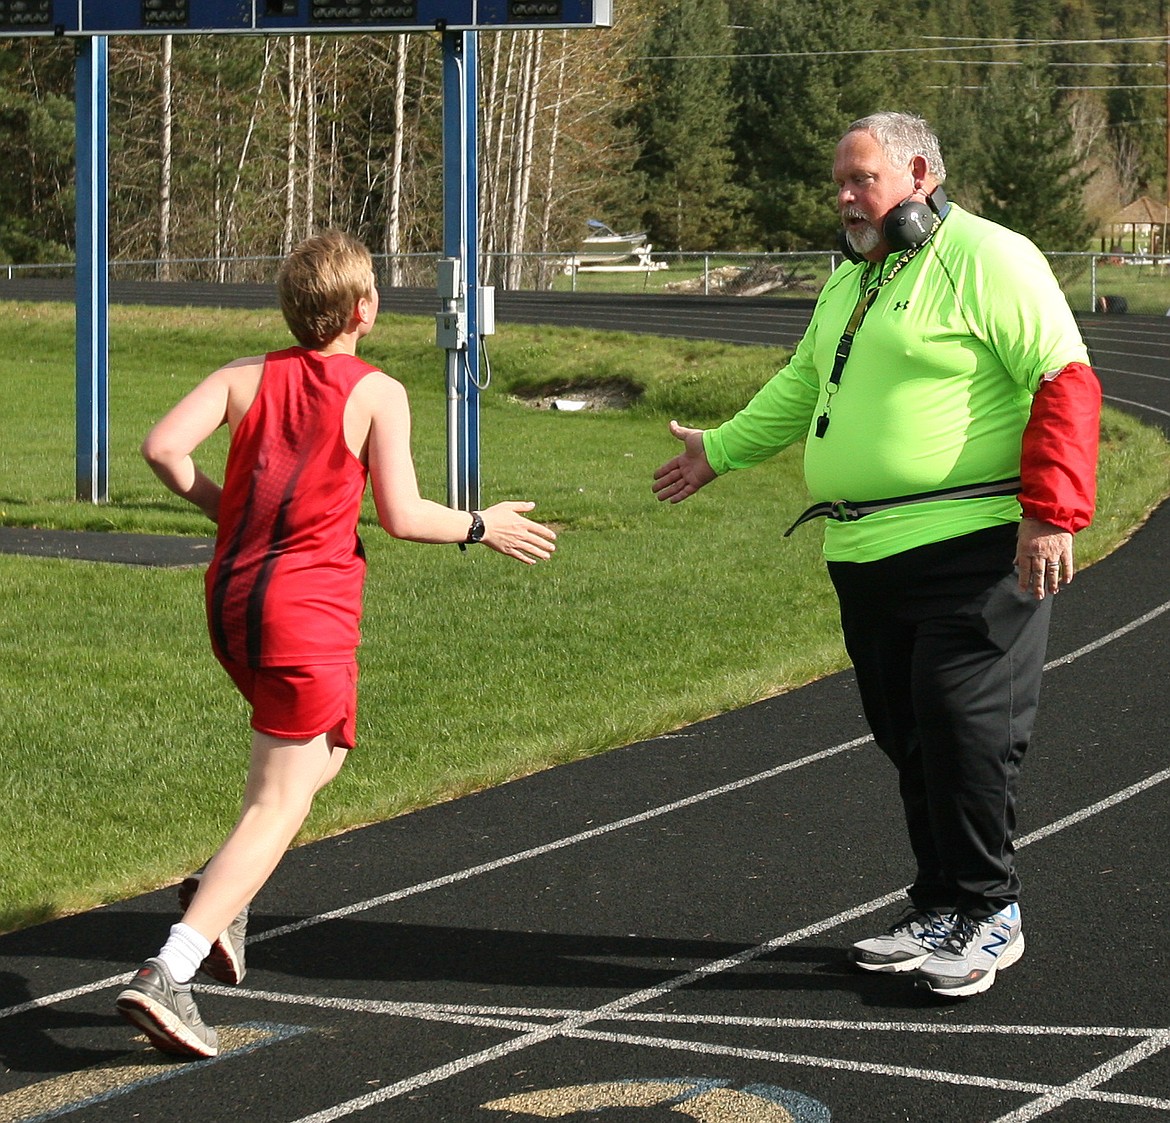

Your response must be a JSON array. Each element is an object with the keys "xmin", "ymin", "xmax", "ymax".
[{"xmin": 652, "ymin": 420, "xmax": 717, "ymax": 503}]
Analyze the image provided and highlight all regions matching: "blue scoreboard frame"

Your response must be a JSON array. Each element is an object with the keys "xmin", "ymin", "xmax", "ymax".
[
  {"xmin": 0, "ymin": 0, "xmax": 611, "ymax": 34},
  {"xmin": 41, "ymin": 1, "xmax": 610, "ymax": 504}
]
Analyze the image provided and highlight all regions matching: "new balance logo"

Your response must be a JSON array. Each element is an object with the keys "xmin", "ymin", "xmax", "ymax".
[{"xmin": 981, "ymin": 929, "xmax": 1010, "ymax": 957}]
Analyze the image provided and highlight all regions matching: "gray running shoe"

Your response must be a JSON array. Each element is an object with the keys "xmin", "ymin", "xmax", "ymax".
[
  {"xmin": 115, "ymin": 958, "xmax": 219, "ymax": 1059},
  {"xmin": 915, "ymin": 903, "xmax": 1024, "ymax": 998},
  {"xmin": 850, "ymin": 907, "xmax": 956, "ymax": 972},
  {"xmin": 178, "ymin": 873, "xmax": 248, "ymax": 985}
]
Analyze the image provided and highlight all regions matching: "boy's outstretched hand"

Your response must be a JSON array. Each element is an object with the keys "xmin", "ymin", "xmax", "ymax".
[
  {"xmin": 481, "ymin": 502, "xmax": 557, "ymax": 564},
  {"xmin": 652, "ymin": 420, "xmax": 716, "ymax": 503}
]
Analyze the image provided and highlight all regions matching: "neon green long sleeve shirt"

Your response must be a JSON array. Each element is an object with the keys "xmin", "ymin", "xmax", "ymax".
[{"xmin": 702, "ymin": 205, "xmax": 1090, "ymax": 562}]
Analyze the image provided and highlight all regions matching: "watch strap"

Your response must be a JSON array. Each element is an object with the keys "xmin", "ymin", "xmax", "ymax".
[{"xmin": 464, "ymin": 510, "xmax": 486, "ymax": 544}]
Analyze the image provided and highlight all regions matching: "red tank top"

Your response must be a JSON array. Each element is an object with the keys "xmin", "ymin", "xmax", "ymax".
[{"xmin": 206, "ymin": 348, "xmax": 375, "ymax": 667}]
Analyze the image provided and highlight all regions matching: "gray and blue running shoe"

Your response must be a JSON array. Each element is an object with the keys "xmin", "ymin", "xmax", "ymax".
[
  {"xmin": 850, "ymin": 907, "xmax": 956, "ymax": 972},
  {"xmin": 915, "ymin": 903, "xmax": 1024, "ymax": 997}
]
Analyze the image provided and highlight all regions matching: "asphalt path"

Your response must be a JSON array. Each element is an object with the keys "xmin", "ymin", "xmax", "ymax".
[{"xmin": 1, "ymin": 290, "xmax": 1169, "ymax": 1123}]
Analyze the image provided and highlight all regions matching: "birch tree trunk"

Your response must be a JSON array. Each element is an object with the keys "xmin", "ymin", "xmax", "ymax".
[
  {"xmin": 536, "ymin": 32, "xmax": 569, "ymax": 288},
  {"xmin": 386, "ymin": 33, "xmax": 408, "ymax": 285},
  {"xmin": 213, "ymin": 48, "xmax": 225, "ymax": 279},
  {"xmin": 478, "ymin": 34, "xmax": 503, "ymax": 278},
  {"xmin": 223, "ymin": 38, "xmax": 274, "ymax": 271},
  {"xmin": 505, "ymin": 32, "xmax": 542, "ymax": 288},
  {"xmin": 304, "ymin": 36, "xmax": 317, "ymax": 238},
  {"xmin": 158, "ymin": 34, "xmax": 173, "ymax": 280},
  {"xmin": 485, "ymin": 32, "xmax": 519, "ymax": 267},
  {"xmin": 283, "ymin": 36, "xmax": 301, "ymax": 256},
  {"xmin": 326, "ymin": 41, "xmax": 341, "ymax": 230},
  {"xmin": 102, "ymin": 11, "xmax": 645, "ymax": 279}
]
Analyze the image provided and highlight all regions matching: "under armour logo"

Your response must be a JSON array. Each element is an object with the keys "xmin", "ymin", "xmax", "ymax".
[{"xmin": 893, "ymin": 300, "xmax": 910, "ymax": 310}]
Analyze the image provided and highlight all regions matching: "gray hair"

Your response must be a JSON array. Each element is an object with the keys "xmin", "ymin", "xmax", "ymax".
[{"xmin": 847, "ymin": 111, "xmax": 947, "ymax": 182}]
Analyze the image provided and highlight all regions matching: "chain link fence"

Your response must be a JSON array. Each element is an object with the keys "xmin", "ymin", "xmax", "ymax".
[{"xmin": 3, "ymin": 250, "xmax": 1169, "ymax": 316}]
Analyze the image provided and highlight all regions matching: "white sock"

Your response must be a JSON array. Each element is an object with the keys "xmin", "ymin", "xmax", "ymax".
[{"xmin": 156, "ymin": 922, "xmax": 211, "ymax": 985}]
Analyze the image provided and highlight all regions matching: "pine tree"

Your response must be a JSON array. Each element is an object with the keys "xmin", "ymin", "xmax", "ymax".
[
  {"xmin": 979, "ymin": 61, "xmax": 1094, "ymax": 249},
  {"xmin": 0, "ymin": 41, "xmax": 74, "ymax": 263},
  {"xmin": 630, "ymin": 0, "xmax": 746, "ymax": 250},
  {"xmin": 931, "ymin": 0, "xmax": 1015, "ymax": 202},
  {"xmin": 1100, "ymin": 0, "xmax": 1166, "ymax": 200},
  {"xmin": 726, "ymin": 0, "xmax": 915, "ymax": 249}
]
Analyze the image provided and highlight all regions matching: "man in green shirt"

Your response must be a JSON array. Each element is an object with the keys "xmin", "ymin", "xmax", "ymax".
[{"xmin": 653, "ymin": 111, "xmax": 1101, "ymax": 998}]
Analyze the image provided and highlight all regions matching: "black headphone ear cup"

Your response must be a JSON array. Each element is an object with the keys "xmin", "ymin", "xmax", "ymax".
[{"xmin": 884, "ymin": 200, "xmax": 935, "ymax": 251}]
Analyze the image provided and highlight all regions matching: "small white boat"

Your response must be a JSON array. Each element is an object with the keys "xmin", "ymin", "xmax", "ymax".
[
  {"xmin": 566, "ymin": 219, "xmax": 665, "ymax": 273},
  {"xmin": 575, "ymin": 219, "xmax": 651, "ymax": 265}
]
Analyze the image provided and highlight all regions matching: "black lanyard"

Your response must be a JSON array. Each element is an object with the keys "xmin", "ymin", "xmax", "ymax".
[{"xmin": 814, "ymin": 243, "xmax": 927, "ymax": 439}]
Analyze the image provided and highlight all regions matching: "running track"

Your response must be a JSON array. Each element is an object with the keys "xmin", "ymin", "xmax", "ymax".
[{"xmin": 0, "ymin": 292, "xmax": 1168, "ymax": 1122}]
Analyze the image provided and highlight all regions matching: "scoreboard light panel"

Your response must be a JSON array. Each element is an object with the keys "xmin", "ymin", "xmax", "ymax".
[{"xmin": 0, "ymin": 0, "xmax": 611, "ymax": 33}]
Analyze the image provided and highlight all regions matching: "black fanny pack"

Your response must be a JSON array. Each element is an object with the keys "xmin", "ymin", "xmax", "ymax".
[{"xmin": 783, "ymin": 477, "xmax": 1022, "ymax": 537}]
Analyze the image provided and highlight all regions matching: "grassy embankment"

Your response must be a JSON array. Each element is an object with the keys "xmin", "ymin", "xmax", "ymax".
[{"xmin": 1, "ymin": 301, "xmax": 1165, "ymax": 931}]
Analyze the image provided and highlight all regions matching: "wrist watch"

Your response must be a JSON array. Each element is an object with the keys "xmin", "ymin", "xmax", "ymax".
[{"xmin": 464, "ymin": 510, "xmax": 486, "ymax": 545}]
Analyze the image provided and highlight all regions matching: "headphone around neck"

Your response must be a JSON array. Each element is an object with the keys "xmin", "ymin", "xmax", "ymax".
[{"xmin": 837, "ymin": 185, "xmax": 949, "ymax": 263}]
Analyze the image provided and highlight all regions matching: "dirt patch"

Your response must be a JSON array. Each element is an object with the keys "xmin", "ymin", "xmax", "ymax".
[{"xmin": 511, "ymin": 377, "xmax": 642, "ymax": 412}]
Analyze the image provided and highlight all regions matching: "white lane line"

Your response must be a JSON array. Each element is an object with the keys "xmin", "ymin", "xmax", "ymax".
[
  {"xmin": 1098, "ymin": 365, "xmax": 1170, "ymax": 382},
  {"xmin": 4, "ymin": 596, "xmax": 1169, "ymax": 1118},
  {"xmin": 1087, "ymin": 360, "xmax": 1170, "ymax": 382},
  {"xmin": 249, "ymin": 591, "xmax": 1170, "ymax": 948},
  {"xmin": 1043, "ymin": 599, "xmax": 1170, "ymax": 668},
  {"xmin": 249, "ymin": 735, "xmax": 877, "ymax": 946},
  {"xmin": 267, "ymin": 324, "xmax": 1170, "ymax": 1119},
  {"xmin": 201, "ymin": 987, "xmax": 1170, "ymax": 1045},
  {"xmin": 570, "ymin": 1028, "xmax": 1060, "ymax": 1096},
  {"xmin": 7, "ymin": 737, "xmax": 879, "ymax": 1025},
  {"xmin": 1016, "ymin": 765, "xmax": 1170, "ymax": 847},
  {"xmin": 1103, "ymin": 393, "xmax": 1170, "ymax": 418},
  {"xmin": 613, "ymin": 1012, "xmax": 1166, "ymax": 1038},
  {"xmin": 566, "ymin": 1028, "xmax": 1170, "ymax": 1112},
  {"xmin": 278, "ymin": 723, "xmax": 1170, "ymax": 1118},
  {"xmin": 280, "ymin": 760, "xmax": 1170, "ymax": 1123},
  {"xmin": 199, "ymin": 984, "xmax": 552, "ymax": 1034},
  {"xmin": 290, "ymin": 1030, "xmax": 584, "ymax": 1123},
  {"xmin": 5, "ymin": 594, "xmax": 1170, "ymax": 1026},
  {"xmin": 990, "ymin": 1032, "xmax": 1170, "ymax": 1122},
  {"xmin": 0, "ymin": 974, "xmax": 132, "ymax": 1019},
  {"xmin": 281, "ymin": 889, "xmax": 907, "ymax": 1121}
]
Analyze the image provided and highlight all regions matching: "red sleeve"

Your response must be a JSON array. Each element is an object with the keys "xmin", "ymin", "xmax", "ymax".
[{"xmin": 1018, "ymin": 361, "xmax": 1101, "ymax": 533}]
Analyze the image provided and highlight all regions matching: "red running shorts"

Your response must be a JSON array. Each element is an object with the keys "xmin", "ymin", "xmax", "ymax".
[{"xmin": 218, "ymin": 659, "xmax": 358, "ymax": 749}]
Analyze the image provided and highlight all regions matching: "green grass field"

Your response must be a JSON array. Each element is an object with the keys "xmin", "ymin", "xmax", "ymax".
[{"xmin": 1, "ymin": 301, "xmax": 1166, "ymax": 932}]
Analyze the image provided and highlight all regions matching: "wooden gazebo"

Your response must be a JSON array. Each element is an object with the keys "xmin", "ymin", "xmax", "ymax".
[{"xmin": 1101, "ymin": 196, "xmax": 1170, "ymax": 256}]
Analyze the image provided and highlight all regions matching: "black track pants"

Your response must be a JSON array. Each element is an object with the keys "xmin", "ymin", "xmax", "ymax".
[{"xmin": 827, "ymin": 523, "xmax": 1053, "ymax": 919}]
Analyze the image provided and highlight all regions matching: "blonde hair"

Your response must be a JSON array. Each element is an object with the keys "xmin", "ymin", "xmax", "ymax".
[{"xmin": 277, "ymin": 230, "xmax": 375, "ymax": 349}]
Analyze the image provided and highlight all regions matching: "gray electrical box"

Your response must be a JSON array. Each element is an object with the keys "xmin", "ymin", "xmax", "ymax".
[{"xmin": 436, "ymin": 311, "xmax": 468, "ymax": 351}]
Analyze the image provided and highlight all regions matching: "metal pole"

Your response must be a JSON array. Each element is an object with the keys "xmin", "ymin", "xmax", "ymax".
[
  {"xmin": 75, "ymin": 36, "xmax": 109, "ymax": 503},
  {"xmin": 441, "ymin": 29, "xmax": 480, "ymax": 513}
]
